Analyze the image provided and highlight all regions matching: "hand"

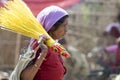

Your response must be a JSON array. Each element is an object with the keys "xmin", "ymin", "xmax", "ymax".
[{"xmin": 38, "ymin": 34, "xmax": 49, "ymax": 54}]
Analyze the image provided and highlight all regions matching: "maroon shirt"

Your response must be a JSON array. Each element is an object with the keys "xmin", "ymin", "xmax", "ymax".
[
  {"xmin": 115, "ymin": 48, "xmax": 120, "ymax": 67},
  {"xmin": 30, "ymin": 40, "xmax": 66, "ymax": 80}
]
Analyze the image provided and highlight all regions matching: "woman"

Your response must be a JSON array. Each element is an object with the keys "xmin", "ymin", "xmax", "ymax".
[{"xmin": 20, "ymin": 5, "xmax": 69, "ymax": 80}]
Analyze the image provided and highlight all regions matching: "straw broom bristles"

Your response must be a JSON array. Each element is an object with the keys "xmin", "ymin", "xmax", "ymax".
[
  {"xmin": 0, "ymin": 0, "xmax": 54, "ymax": 46},
  {"xmin": 0, "ymin": 0, "xmax": 70, "ymax": 58}
]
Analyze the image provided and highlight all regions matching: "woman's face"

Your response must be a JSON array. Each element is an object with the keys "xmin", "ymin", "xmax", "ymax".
[{"xmin": 52, "ymin": 18, "xmax": 68, "ymax": 39}]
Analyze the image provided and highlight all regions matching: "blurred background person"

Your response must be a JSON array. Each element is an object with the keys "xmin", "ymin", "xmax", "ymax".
[{"xmin": 104, "ymin": 13, "xmax": 120, "ymax": 38}]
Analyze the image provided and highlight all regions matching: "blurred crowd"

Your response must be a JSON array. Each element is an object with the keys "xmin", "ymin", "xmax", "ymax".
[
  {"xmin": 89, "ymin": 13, "xmax": 120, "ymax": 80},
  {"xmin": 58, "ymin": 13, "xmax": 120, "ymax": 80}
]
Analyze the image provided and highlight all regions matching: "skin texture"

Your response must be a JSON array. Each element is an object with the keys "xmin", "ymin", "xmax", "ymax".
[{"xmin": 49, "ymin": 18, "xmax": 68, "ymax": 39}]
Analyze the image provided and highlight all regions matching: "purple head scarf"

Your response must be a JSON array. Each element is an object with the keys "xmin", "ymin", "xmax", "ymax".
[
  {"xmin": 29, "ymin": 5, "xmax": 68, "ymax": 47},
  {"xmin": 37, "ymin": 5, "xmax": 68, "ymax": 32}
]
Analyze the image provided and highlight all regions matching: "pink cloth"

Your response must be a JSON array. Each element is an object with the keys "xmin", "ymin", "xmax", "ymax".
[
  {"xmin": 105, "ymin": 45, "xmax": 118, "ymax": 54},
  {"xmin": 105, "ymin": 45, "xmax": 120, "ymax": 67}
]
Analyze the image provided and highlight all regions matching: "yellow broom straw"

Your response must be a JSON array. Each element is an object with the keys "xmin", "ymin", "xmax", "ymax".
[
  {"xmin": 0, "ymin": 0, "xmax": 54, "ymax": 46},
  {"xmin": 0, "ymin": 0, "xmax": 70, "ymax": 58}
]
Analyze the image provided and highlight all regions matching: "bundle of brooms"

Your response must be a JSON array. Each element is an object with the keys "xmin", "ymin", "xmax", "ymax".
[{"xmin": 0, "ymin": 0, "xmax": 70, "ymax": 58}]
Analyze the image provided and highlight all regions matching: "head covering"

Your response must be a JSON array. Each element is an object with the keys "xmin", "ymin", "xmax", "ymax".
[
  {"xmin": 104, "ymin": 22, "xmax": 120, "ymax": 38},
  {"xmin": 29, "ymin": 5, "xmax": 68, "ymax": 47},
  {"xmin": 37, "ymin": 5, "xmax": 68, "ymax": 32}
]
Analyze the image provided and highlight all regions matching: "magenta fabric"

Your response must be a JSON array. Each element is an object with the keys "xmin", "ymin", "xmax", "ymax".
[
  {"xmin": 37, "ymin": 5, "xmax": 68, "ymax": 32},
  {"xmin": 30, "ymin": 39, "xmax": 66, "ymax": 80},
  {"xmin": 105, "ymin": 45, "xmax": 118, "ymax": 54},
  {"xmin": 105, "ymin": 45, "xmax": 120, "ymax": 67}
]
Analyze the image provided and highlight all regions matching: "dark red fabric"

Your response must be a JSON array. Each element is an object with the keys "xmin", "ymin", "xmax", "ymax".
[
  {"xmin": 30, "ymin": 40, "xmax": 66, "ymax": 80},
  {"xmin": 107, "ymin": 47, "xmax": 120, "ymax": 68},
  {"xmin": 109, "ymin": 27, "xmax": 120, "ymax": 38},
  {"xmin": 23, "ymin": 0, "xmax": 80, "ymax": 16},
  {"xmin": 115, "ymin": 48, "xmax": 120, "ymax": 66}
]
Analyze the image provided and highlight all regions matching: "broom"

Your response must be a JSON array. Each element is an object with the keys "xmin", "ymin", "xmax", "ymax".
[{"xmin": 0, "ymin": 0, "xmax": 70, "ymax": 58}]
